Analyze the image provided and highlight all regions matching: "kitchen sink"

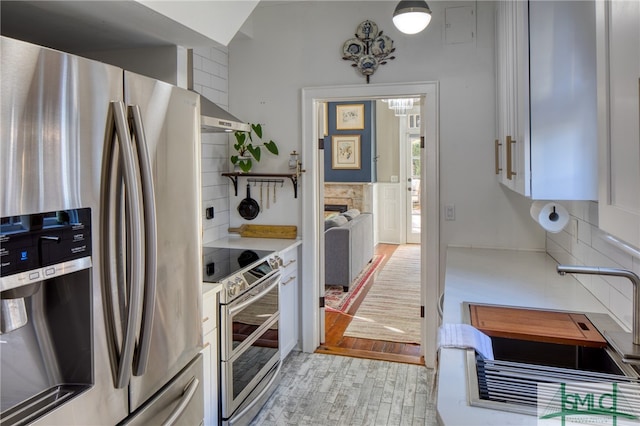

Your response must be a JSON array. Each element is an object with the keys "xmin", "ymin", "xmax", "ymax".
[
  {"xmin": 489, "ymin": 336, "xmax": 626, "ymax": 375},
  {"xmin": 463, "ymin": 303, "xmax": 640, "ymax": 416}
]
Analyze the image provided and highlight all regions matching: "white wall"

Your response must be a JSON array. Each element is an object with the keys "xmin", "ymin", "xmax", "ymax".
[
  {"xmin": 229, "ymin": 0, "xmax": 543, "ymax": 250},
  {"xmin": 376, "ymin": 101, "xmax": 401, "ymax": 182},
  {"xmin": 546, "ymin": 201, "xmax": 640, "ymax": 331}
]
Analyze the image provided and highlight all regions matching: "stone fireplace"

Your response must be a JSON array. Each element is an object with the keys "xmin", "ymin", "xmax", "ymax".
[{"xmin": 324, "ymin": 183, "xmax": 373, "ymax": 214}]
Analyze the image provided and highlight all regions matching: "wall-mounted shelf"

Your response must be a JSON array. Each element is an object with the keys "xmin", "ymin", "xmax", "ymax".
[{"xmin": 222, "ymin": 172, "xmax": 300, "ymax": 198}]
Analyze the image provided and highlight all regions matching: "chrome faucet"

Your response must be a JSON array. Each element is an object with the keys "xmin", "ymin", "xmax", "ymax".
[{"xmin": 557, "ymin": 265, "xmax": 640, "ymax": 346}]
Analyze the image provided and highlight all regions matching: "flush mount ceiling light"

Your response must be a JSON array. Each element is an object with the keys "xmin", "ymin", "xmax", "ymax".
[{"xmin": 393, "ymin": 0, "xmax": 432, "ymax": 35}]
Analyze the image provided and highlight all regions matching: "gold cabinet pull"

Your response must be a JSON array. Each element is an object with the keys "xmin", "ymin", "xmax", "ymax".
[
  {"xmin": 494, "ymin": 139, "xmax": 503, "ymax": 175},
  {"xmin": 202, "ymin": 316, "xmax": 209, "ymax": 323},
  {"xmin": 506, "ymin": 136, "xmax": 517, "ymax": 180}
]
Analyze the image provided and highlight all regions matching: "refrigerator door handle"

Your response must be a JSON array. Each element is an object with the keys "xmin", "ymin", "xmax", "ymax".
[
  {"xmin": 160, "ymin": 377, "xmax": 200, "ymax": 426},
  {"xmin": 128, "ymin": 105, "xmax": 157, "ymax": 377},
  {"xmin": 102, "ymin": 101, "xmax": 146, "ymax": 389}
]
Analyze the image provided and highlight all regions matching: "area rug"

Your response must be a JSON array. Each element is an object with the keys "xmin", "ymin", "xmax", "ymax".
[
  {"xmin": 344, "ymin": 244, "xmax": 421, "ymax": 344},
  {"xmin": 324, "ymin": 254, "xmax": 384, "ymax": 313}
]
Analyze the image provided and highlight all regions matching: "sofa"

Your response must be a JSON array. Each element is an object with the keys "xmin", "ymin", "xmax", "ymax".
[{"xmin": 324, "ymin": 209, "xmax": 374, "ymax": 292}]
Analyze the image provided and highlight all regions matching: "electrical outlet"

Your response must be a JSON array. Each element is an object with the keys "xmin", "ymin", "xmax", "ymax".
[{"xmin": 445, "ymin": 204, "xmax": 456, "ymax": 221}]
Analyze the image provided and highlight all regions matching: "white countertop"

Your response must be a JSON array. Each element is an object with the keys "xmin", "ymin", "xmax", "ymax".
[
  {"xmin": 201, "ymin": 236, "xmax": 301, "ymax": 296},
  {"xmin": 203, "ymin": 235, "xmax": 301, "ymax": 252},
  {"xmin": 202, "ymin": 282, "xmax": 223, "ymax": 296},
  {"xmin": 436, "ymin": 247, "xmax": 619, "ymax": 425}
]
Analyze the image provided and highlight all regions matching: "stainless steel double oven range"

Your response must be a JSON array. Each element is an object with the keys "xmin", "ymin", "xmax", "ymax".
[{"xmin": 203, "ymin": 247, "xmax": 283, "ymax": 425}]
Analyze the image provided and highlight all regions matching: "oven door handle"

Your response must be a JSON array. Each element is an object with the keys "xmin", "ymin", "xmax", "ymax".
[
  {"xmin": 227, "ymin": 272, "xmax": 281, "ymax": 317},
  {"xmin": 228, "ymin": 361, "xmax": 282, "ymax": 422}
]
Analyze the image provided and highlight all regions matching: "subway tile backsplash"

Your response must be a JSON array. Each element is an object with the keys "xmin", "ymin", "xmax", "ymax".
[
  {"xmin": 546, "ymin": 201, "xmax": 640, "ymax": 330},
  {"xmin": 193, "ymin": 45, "xmax": 231, "ymax": 244}
]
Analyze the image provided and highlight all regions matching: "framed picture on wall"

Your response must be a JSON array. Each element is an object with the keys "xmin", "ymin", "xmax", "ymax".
[
  {"xmin": 331, "ymin": 135, "xmax": 361, "ymax": 169},
  {"xmin": 336, "ymin": 103, "xmax": 365, "ymax": 130}
]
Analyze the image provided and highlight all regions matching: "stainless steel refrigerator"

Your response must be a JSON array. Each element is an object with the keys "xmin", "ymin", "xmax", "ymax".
[{"xmin": 0, "ymin": 36, "xmax": 203, "ymax": 425}]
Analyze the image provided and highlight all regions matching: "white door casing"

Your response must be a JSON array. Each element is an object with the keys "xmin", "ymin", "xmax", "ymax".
[{"xmin": 300, "ymin": 82, "xmax": 440, "ymax": 368}]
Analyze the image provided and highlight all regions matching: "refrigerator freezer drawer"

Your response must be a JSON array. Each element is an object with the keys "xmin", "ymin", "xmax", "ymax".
[{"xmin": 121, "ymin": 354, "xmax": 204, "ymax": 426}]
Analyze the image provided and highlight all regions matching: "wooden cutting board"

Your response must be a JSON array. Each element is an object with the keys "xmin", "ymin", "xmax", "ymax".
[
  {"xmin": 228, "ymin": 224, "xmax": 297, "ymax": 239},
  {"xmin": 469, "ymin": 304, "xmax": 607, "ymax": 348}
]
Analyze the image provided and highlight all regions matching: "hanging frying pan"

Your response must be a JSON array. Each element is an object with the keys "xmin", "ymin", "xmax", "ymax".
[{"xmin": 237, "ymin": 183, "xmax": 260, "ymax": 220}]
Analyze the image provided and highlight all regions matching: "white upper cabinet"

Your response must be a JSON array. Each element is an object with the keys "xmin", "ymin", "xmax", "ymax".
[
  {"xmin": 494, "ymin": 1, "xmax": 598, "ymax": 200},
  {"xmin": 596, "ymin": 0, "xmax": 640, "ymax": 249}
]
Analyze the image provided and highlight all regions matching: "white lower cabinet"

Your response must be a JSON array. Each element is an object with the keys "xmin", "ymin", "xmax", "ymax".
[
  {"xmin": 279, "ymin": 244, "xmax": 300, "ymax": 360},
  {"xmin": 201, "ymin": 287, "xmax": 219, "ymax": 426}
]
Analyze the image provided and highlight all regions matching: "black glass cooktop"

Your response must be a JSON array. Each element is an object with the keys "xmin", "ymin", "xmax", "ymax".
[{"xmin": 202, "ymin": 247, "xmax": 274, "ymax": 283}]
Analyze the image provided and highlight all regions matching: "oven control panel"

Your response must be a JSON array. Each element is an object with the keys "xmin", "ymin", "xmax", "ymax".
[
  {"xmin": 221, "ymin": 253, "xmax": 282, "ymax": 303},
  {"xmin": 227, "ymin": 277, "xmax": 245, "ymax": 298}
]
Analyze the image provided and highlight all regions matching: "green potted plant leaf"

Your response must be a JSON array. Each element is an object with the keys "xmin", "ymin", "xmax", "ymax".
[{"xmin": 231, "ymin": 123, "xmax": 279, "ymax": 173}]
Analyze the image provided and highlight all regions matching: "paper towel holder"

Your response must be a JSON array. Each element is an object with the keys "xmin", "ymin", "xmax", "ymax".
[{"xmin": 530, "ymin": 201, "xmax": 570, "ymax": 233}]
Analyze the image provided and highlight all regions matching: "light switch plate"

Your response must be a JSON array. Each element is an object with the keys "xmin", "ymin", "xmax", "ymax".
[{"xmin": 445, "ymin": 204, "xmax": 456, "ymax": 221}]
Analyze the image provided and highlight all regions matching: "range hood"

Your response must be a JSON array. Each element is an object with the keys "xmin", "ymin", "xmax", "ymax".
[
  {"xmin": 197, "ymin": 93, "xmax": 250, "ymax": 133},
  {"xmin": 187, "ymin": 49, "xmax": 249, "ymax": 133}
]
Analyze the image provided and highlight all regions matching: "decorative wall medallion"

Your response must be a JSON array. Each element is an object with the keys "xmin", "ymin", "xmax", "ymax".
[{"xmin": 342, "ymin": 20, "xmax": 395, "ymax": 83}]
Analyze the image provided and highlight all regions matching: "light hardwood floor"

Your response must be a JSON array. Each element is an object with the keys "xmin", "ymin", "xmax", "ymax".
[
  {"xmin": 317, "ymin": 244, "xmax": 424, "ymax": 365},
  {"xmin": 249, "ymin": 351, "xmax": 437, "ymax": 426}
]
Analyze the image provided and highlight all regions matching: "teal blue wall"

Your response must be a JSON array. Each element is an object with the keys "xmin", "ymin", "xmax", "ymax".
[{"xmin": 324, "ymin": 101, "xmax": 376, "ymax": 182}]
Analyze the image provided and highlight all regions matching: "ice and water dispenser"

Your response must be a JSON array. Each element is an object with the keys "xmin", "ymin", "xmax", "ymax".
[{"xmin": 0, "ymin": 209, "xmax": 93, "ymax": 424}]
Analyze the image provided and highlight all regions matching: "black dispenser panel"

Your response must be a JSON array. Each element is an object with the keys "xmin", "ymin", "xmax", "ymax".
[{"xmin": 0, "ymin": 208, "xmax": 92, "ymax": 277}]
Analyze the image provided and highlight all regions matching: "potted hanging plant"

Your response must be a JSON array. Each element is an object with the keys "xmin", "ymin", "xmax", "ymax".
[{"xmin": 231, "ymin": 123, "xmax": 279, "ymax": 173}]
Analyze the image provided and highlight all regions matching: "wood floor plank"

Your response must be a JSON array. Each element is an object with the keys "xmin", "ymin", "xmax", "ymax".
[
  {"xmin": 401, "ymin": 405, "xmax": 415, "ymax": 426},
  {"xmin": 350, "ymin": 374, "xmax": 377, "ymax": 424},
  {"xmin": 371, "ymin": 340, "xmax": 387, "ymax": 352},
  {"xmin": 389, "ymin": 363, "xmax": 409, "ymax": 424},
  {"xmin": 375, "ymin": 402, "xmax": 392, "ymax": 425},
  {"xmin": 319, "ymin": 355, "xmax": 345, "ymax": 399},
  {"xmin": 404, "ymin": 362, "xmax": 418, "ymax": 408},
  {"xmin": 321, "ymin": 243, "xmax": 424, "ymax": 364},
  {"xmin": 381, "ymin": 362, "xmax": 399, "ymax": 404},
  {"xmin": 351, "ymin": 356, "xmax": 370, "ymax": 385},
  {"xmin": 413, "ymin": 392, "xmax": 428, "ymax": 422},
  {"xmin": 352, "ymin": 337, "xmax": 375, "ymax": 351},
  {"xmin": 315, "ymin": 345, "xmax": 423, "ymax": 365}
]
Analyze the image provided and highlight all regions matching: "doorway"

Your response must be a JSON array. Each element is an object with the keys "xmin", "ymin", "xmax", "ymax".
[{"xmin": 300, "ymin": 82, "xmax": 440, "ymax": 369}]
